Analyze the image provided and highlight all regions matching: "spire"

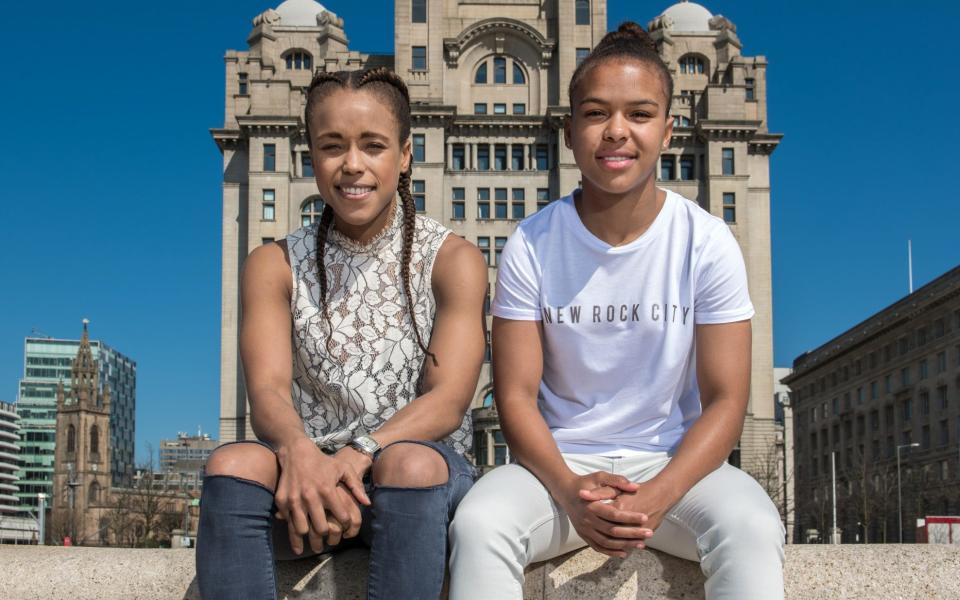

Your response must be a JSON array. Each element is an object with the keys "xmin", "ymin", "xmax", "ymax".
[{"xmin": 71, "ymin": 318, "xmax": 99, "ymax": 408}]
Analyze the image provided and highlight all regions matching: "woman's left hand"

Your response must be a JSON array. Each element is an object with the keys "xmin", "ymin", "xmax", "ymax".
[
  {"xmin": 334, "ymin": 446, "xmax": 374, "ymax": 484},
  {"xmin": 580, "ymin": 478, "xmax": 678, "ymax": 536}
]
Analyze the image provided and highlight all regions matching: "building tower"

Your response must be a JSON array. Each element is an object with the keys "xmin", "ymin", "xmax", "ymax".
[{"xmin": 51, "ymin": 320, "xmax": 112, "ymax": 545}]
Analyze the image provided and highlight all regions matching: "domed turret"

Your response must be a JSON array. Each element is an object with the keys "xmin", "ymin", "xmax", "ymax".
[
  {"xmin": 660, "ymin": 1, "xmax": 713, "ymax": 32},
  {"xmin": 274, "ymin": 0, "xmax": 328, "ymax": 26}
]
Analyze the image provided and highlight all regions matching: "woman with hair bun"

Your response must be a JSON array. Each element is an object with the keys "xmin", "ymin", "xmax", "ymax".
[
  {"xmin": 196, "ymin": 67, "xmax": 487, "ymax": 600},
  {"xmin": 449, "ymin": 22, "xmax": 785, "ymax": 600}
]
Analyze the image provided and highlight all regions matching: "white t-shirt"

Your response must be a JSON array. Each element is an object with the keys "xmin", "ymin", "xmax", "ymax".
[{"xmin": 492, "ymin": 189, "xmax": 754, "ymax": 454}]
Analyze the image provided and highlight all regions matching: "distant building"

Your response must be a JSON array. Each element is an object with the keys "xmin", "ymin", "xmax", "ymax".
[
  {"xmin": 774, "ymin": 367, "xmax": 795, "ymax": 543},
  {"xmin": 783, "ymin": 265, "xmax": 960, "ymax": 543},
  {"xmin": 0, "ymin": 401, "xmax": 20, "ymax": 514},
  {"xmin": 15, "ymin": 323, "xmax": 136, "ymax": 515},
  {"xmin": 160, "ymin": 432, "xmax": 217, "ymax": 477},
  {"xmin": 213, "ymin": 0, "xmax": 782, "ymax": 476}
]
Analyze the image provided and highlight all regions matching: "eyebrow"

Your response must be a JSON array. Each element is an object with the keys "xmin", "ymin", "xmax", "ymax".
[
  {"xmin": 314, "ymin": 131, "xmax": 391, "ymax": 140},
  {"xmin": 577, "ymin": 97, "xmax": 660, "ymax": 108}
]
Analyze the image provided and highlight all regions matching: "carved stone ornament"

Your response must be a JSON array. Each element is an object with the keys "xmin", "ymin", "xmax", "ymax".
[
  {"xmin": 708, "ymin": 15, "xmax": 737, "ymax": 33},
  {"xmin": 317, "ymin": 10, "xmax": 344, "ymax": 28},
  {"xmin": 252, "ymin": 8, "xmax": 281, "ymax": 28},
  {"xmin": 648, "ymin": 14, "xmax": 674, "ymax": 32}
]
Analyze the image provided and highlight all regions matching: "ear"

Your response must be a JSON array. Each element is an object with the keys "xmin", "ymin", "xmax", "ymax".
[
  {"xmin": 400, "ymin": 136, "xmax": 412, "ymax": 173},
  {"xmin": 661, "ymin": 114, "xmax": 674, "ymax": 151},
  {"xmin": 563, "ymin": 116, "xmax": 573, "ymax": 149}
]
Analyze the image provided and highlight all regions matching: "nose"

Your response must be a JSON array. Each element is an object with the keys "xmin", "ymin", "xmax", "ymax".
[
  {"xmin": 341, "ymin": 144, "xmax": 364, "ymax": 174},
  {"xmin": 603, "ymin": 113, "xmax": 627, "ymax": 142}
]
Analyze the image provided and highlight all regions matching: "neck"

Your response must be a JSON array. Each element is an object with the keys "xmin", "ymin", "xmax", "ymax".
[
  {"xmin": 333, "ymin": 199, "xmax": 397, "ymax": 245},
  {"xmin": 575, "ymin": 175, "xmax": 665, "ymax": 247}
]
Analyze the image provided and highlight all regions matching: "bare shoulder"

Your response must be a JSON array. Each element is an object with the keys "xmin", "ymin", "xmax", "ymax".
[
  {"xmin": 431, "ymin": 234, "xmax": 487, "ymax": 301},
  {"xmin": 242, "ymin": 240, "xmax": 292, "ymax": 295}
]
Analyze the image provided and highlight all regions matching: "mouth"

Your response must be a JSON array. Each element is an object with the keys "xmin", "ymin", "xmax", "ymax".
[
  {"xmin": 596, "ymin": 154, "xmax": 637, "ymax": 171},
  {"xmin": 336, "ymin": 184, "xmax": 376, "ymax": 201}
]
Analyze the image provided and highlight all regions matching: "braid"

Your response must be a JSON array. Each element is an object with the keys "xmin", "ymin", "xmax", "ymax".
[{"xmin": 305, "ymin": 66, "xmax": 436, "ymax": 367}]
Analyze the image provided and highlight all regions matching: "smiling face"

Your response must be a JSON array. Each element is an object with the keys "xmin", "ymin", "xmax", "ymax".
[
  {"xmin": 565, "ymin": 58, "xmax": 673, "ymax": 200},
  {"xmin": 307, "ymin": 86, "xmax": 411, "ymax": 236}
]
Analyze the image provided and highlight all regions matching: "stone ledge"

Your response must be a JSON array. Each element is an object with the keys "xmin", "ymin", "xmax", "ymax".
[{"xmin": 1, "ymin": 544, "xmax": 958, "ymax": 599}]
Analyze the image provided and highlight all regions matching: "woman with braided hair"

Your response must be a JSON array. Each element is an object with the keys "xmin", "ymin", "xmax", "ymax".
[
  {"xmin": 196, "ymin": 67, "xmax": 487, "ymax": 600},
  {"xmin": 448, "ymin": 22, "xmax": 784, "ymax": 599}
]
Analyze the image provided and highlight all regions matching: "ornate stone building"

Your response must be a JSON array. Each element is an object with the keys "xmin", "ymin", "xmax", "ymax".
[
  {"xmin": 213, "ymin": 0, "xmax": 781, "ymax": 473},
  {"xmin": 52, "ymin": 320, "xmax": 113, "ymax": 545}
]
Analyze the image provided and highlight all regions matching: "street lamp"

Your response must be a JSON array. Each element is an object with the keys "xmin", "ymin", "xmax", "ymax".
[{"xmin": 897, "ymin": 442, "xmax": 920, "ymax": 544}]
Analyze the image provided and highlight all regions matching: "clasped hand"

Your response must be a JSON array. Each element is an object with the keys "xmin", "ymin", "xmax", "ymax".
[
  {"xmin": 561, "ymin": 472, "xmax": 670, "ymax": 559},
  {"xmin": 273, "ymin": 439, "xmax": 372, "ymax": 555}
]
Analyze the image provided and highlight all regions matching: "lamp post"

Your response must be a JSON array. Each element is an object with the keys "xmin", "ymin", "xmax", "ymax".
[{"xmin": 897, "ymin": 442, "xmax": 920, "ymax": 543}]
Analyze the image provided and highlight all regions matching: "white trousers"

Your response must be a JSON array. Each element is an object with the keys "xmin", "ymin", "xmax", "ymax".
[{"xmin": 448, "ymin": 452, "xmax": 785, "ymax": 600}]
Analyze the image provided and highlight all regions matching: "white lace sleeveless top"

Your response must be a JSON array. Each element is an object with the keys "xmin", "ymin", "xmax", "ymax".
[{"xmin": 286, "ymin": 204, "xmax": 473, "ymax": 456}]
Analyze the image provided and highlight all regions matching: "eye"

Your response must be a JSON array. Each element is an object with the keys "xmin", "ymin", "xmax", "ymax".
[
  {"xmin": 320, "ymin": 144, "xmax": 342, "ymax": 151},
  {"xmin": 631, "ymin": 111, "xmax": 653, "ymax": 119},
  {"xmin": 584, "ymin": 109, "xmax": 605, "ymax": 118}
]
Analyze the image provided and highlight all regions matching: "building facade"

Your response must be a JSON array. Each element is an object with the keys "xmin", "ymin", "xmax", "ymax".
[
  {"xmin": 0, "ymin": 401, "xmax": 21, "ymax": 515},
  {"xmin": 783, "ymin": 266, "xmax": 960, "ymax": 543},
  {"xmin": 15, "ymin": 324, "xmax": 136, "ymax": 515},
  {"xmin": 214, "ymin": 0, "xmax": 780, "ymax": 472},
  {"xmin": 160, "ymin": 432, "xmax": 218, "ymax": 477}
]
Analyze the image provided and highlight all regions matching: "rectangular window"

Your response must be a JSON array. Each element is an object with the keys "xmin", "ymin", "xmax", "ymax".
[
  {"xmin": 513, "ymin": 103, "xmax": 526, "ymax": 115},
  {"xmin": 238, "ymin": 72, "xmax": 248, "ymax": 96},
  {"xmin": 511, "ymin": 145, "xmax": 524, "ymax": 170},
  {"xmin": 474, "ymin": 103, "xmax": 487, "ymax": 115},
  {"xmin": 679, "ymin": 155, "xmax": 695, "ymax": 180},
  {"xmin": 512, "ymin": 188, "xmax": 525, "ymax": 219},
  {"xmin": 885, "ymin": 374, "xmax": 892, "ymax": 393},
  {"xmin": 411, "ymin": 0, "xmax": 426, "ymax": 23},
  {"xmin": 262, "ymin": 189, "xmax": 275, "ymax": 221},
  {"xmin": 451, "ymin": 144, "xmax": 465, "ymax": 170},
  {"xmin": 493, "ymin": 103, "xmax": 507, "ymax": 115},
  {"xmin": 263, "ymin": 143, "xmax": 276, "ymax": 171},
  {"xmin": 576, "ymin": 47, "xmax": 590, "ymax": 66},
  {"xmin": 412, "ymin": 134, "xmax": 425, "ymax": 163},
  {"xmin": 937, "ymin": 351, "xmax": 947, "ymax": 373},
  {"xmin": 493, "ymin": 430, "xmax": 508, "ymax": 464},
  {"xmin": 922, "ymin": 425, "xmax": 930, "ymax": 449},
  {"xmin": 494, "ymin": 187, "xmax": 508, "ymax": 218},
  {"xmin": 477, "ymin": 188, "xmax": 490, "ymax": 219},
  {"xmin": 901, "ymin": 367, "xmax": 910, "ymax": 387},
  {"xmin": 477, "ymin": 237, "xmax": 490, "ymax": 265},
  {"xmin": 494, "ymin": 144, "xmax": 507, "ymax": 170},
  {"xmin": 477, "ymin": 145, "xmax": 490, "ymax": 171},
  {"xmin": 723, "ymin": 193, "xmax": 736, "ymax": 224},
  {"xmin": 918, "ymin": 327, "xmax": 927, "ymax": 346},
  {"xmin": 301, "ymin": 153, "xmax": 314, "ymax": 177},
  {"xmin": 535, "ymin": 144, "xmax": 549, "ymax": 170},
  {"xmin": 871, "ymin": 381, "xmax": 878, "ymax": 400},
  {"xmin": 722, "ymin": 148, "xmax": 734, "ymax": 175},
  {"xmin": 537, "ymin": 188, "xmax": 550, "ymax": 211},
  {"xmin": 857, "ymin": 387, "xmax": 864, "ymax": 405},
  {"xmin": 412, "ymin": 46, "xmax": 427, "ymax": 71},
  {"xmin": 575, "ymin": 0, "xmax": 590, "ymax": 25},
  {"xmin": 940, "ymin": 420, "xmax": 949, "ymax": 446},
  {"xmin": 870, "ymin": 410, "xmax": 879, "ymax": 431},
  {"xmin": 412, "ymin": 180, "xmax": 426, "ymax": 213},
  {"xmin": 495, "ymin": 237, "xmax": 507, "ymax": 266},
  {"xmin": 745, "ymin": 78, "xmax": 755, "ymax": 101},
  {"xmin": 934, "ymin": 318, "xmax": 945, "ymax": 337},
  {"xmin": 937, "ymin": 386, "xmax": 948, "ymax": 409},
  {"xmin": 899, "ymin": 336, "xmax": 909, "ymax": 355},
  {"xmin": 262, "ymin": 237, "xmax": 274, "ymax": 245},
  {"xmin": 920, "ymin": 359, "xmax": 928, "ymax": 380},
  {"xmin": 903, "ymin": 398, "xmax": 912, "ymax": 421},
  {"xmin": 832, "ymin": 397, "xmax": 839, "ymax": 416},
  {"xmin": 660, "ymin": 155, "xmax": 676, "ymax": 180},
  {"xmin": 451, "ymin": 188, "xmax": 465, "ymax": 219},
  {"xmin": 921, "ymin": 391, "xmax": 930, "ymax": 416},
  {"xmin": 885, "ymin": 404, "xmax": 894, "ymax": 427}
]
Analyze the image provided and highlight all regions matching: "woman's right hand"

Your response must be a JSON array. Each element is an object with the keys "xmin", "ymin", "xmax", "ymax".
[
  {"xmin": 273, "ymin": 437, "xmax": 370, "ymax": 555},
  {"xmin": 555, "ymin": 471, "xmax": 649, "ymax": 558}
]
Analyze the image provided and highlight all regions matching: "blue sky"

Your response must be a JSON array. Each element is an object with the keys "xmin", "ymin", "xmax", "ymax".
[{"xmin": 1, "ymin": 1, "xmax": 958, "ymax": 464}]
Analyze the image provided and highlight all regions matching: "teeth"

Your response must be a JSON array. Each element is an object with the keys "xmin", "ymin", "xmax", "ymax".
[
  {"xmin": 603, "ymin": 156, "xmax": 632, "ymax": 161},
  {"xmin": 342, "ymin": 186, "xmax": 373, "ymax": 194}
]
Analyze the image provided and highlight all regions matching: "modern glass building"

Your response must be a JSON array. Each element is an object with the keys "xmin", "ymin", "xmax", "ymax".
[{"xmin": 15, "ymin": 331, "xmax": 136, "ymax": 515}]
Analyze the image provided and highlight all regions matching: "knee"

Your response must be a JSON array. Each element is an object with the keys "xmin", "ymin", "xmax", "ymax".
[
  {"xmin": 203, "ymin": 442, "xmax": 279, "ymax": 492},
  {"xmin": 372, "ymin": 442, "xmax": 449, "ymax": 488},
  {"xmin": 719, "ymin": 502, "xmax": 785, "ymax": 554}
]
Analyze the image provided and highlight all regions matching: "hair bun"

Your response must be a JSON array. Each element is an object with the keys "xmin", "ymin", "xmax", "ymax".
[{"xmin": 610, "ymin": 21, "xmax": 656, "ymax": 53}]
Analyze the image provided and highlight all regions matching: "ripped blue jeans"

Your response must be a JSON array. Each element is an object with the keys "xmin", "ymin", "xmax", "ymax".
[{"xmin": 195, "ymin": 439, "xmax": 475, "ymax": 600}]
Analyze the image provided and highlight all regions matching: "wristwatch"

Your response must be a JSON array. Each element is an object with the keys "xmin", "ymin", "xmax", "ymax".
[{"xmin": 349, "ymin": 434, "xmax": 381, "ymax": 459}]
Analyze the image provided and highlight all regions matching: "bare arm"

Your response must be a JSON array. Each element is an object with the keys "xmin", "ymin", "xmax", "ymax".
[
  {"xmin": 367, "ymin": 235, "xmax": 487, "ymax": 447},
  {"xmin": 493, "ymin": 317, "xmax": 644, "ymax": 556}
]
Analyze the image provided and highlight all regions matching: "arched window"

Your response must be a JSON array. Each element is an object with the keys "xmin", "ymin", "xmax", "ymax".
[
  {"xmin": 512, "ymin": 62, "xmax": 525, "ymax": 84},
  {"xmin": 474, "ymin": 62, "xmax": 487, "ymax": 84},
  {"xmin": 673, "ymin": 115, "xmax": 691, "ymax": 127},
  {"xmin": 283, "ymin": 50, "xmax": 313, "ymax": 71},
  {"xmin": 482, "ymin": 391, "xmax": 494, "ymax": 408},
  {"xmin": 88, "ymin": 481, "xmax": 100, "ymax": 505},
  {"xmin": 90, "ymin": 425, "xmax": 99, "ymax": 456},
  {"xmin": 301, "ymin": 198, "xmax": 326, "ymax": 227},
  {"xmin": 67, "ymin": 425, "xmax": 76, "ymax": 453},
  {"xmin": 679, "ymin": 55, "xmax": 706, "ymax": 75},
  {"xmin": 493, "ymin": 57, "xmax": 507, "ymax": 84}
]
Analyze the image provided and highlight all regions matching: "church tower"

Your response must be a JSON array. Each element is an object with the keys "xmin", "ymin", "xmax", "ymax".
[{"xmin": 52, "ymin": 319, "xmax": 112, "ymax": 545}]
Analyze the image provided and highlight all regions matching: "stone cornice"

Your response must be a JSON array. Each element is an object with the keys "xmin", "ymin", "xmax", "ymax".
[
  {"xmin": 236, "ymin": 116, "xmax": 301, "ymax": 135},
  {"xmin": 783, "ymin": 265, "xmax": 960, "ymax": 384},
  {"xmin": 443, "ymin": 18, "xmax": 556, "ymax": 67},
  {"xmin": 210, "ymin": 128, "xmax": 241, "ymax": 152}
]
